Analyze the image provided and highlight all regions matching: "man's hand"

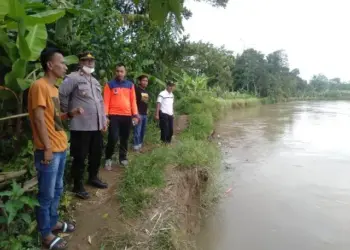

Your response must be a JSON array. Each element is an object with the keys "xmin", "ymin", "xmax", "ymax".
[
  {"xmin": 101, "ymin": 117, "xmax": 109, "ymax": 132},
  {"xmin": 41, "ymin": 148, "xmax": 53, "ymax": 165},
  {"xmin": 132, "ymin": 117, "xmax": 139, "ymax": 126},
  {"xmin": 102, "ymin": 125, "xmax": 108, "ymax": 132},
  {"xmin": 102, "ymin": 122, "xmax": 108, "ymax": 132},
  {"xmin": 70, "ymin": 107, "xmax": 84, "ymax": 117},
  {"xmin": 154, "ymin": 114, "xmax": 159, "ymax": 120}
]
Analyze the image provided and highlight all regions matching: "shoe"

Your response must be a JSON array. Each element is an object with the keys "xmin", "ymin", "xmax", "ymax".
[
  {"xmin": 133, "ymin": 145, "xmax": 141, "ymax": 152},
  {"xmin": 120, "ymin": 160, "xmax": 128, "ymax": 167},
  {"xmin": 105, "ymin": 159, "xmax": 112, "ymax": 171},
  {"xmin": 72, "ymin": 185, "xmax": 90, "ymax": 200},
  {"xmin": 88, "ymin": 177, "xmax": 108, "ymax": 189}
]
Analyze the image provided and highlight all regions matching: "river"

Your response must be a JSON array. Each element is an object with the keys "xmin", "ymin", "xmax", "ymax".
[{"xmin": 197, "ymin": 101, "xmax": 350, "ymax": 250}]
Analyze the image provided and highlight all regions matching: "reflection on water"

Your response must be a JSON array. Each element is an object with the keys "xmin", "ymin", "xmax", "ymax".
[{"xmin": 197, "ymin": 101, "xmax": 350, "ymax": 250}]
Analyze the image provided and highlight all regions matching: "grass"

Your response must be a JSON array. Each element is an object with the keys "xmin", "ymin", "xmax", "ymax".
[{"xmin": 118, "ymin": 138, "xmax": 220, "ymax": 217}]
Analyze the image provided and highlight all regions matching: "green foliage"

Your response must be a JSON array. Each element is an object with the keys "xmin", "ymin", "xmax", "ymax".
[
  {"xmin": 181, "ymin": 112, "xmax": 214, "ymax": 140},
  {"xmin": 175, "ymin": 139, "xmax": 219, "ymax": 168},
  {"xmin": 0, "ymin": 181, "xmax": 39, "ymax": 250},
  {"xmin": 143, "ymin": 120, "xmax": 160, "ymax": 145},
  {"xmin": 181, "ymin": 41, "xmax": 235, "ymax": 90},
  {"xmin": 173, "ymin": 71, "xmax": 209, "ymax": 96}
]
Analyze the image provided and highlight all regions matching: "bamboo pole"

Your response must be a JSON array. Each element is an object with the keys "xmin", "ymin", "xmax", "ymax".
[{"xmin": 0, "ymin": 113, "xmax": 29, "ymax": 121}]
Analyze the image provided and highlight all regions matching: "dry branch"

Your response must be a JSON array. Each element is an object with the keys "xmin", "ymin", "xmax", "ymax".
[
  {"xmin": 23, "ymin": 177, "xmax": 38, "ymax": 192},
  {"xmin": 0, "ymin": 170, "xmax": 27, "ymax": 182}
]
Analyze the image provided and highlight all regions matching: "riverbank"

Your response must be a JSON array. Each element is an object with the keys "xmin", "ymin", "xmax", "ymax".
[{"xmin": 64, "ymin": 95, "xmax": 262, "ymax": 249}]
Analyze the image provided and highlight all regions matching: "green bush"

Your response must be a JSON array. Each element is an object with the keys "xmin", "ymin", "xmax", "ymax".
[
  {"xmin": 174, "ymin": 139, "xmax": 219, "ymax": 169},
  {"xmin": 180, "ymin": 113, "xmax": 214, "ymax": 140},
  {"xmin": 0, "ymin": 182, "xmax": 40, "ymax": 250}
]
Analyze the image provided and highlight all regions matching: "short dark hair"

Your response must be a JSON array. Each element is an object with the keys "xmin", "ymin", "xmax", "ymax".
[
  {"xmin": 116, "ymin": 62, "xmax": 126, "ymax": 69},
  {"xmin": 137, "ymin": 74, "xmax": 148, "ymax": 81},
  {"xmin": 40, "ymin": 48, "xmax": 63, "ymax": 72},
  {"xmin": 166, "ymin": 81, "xmax": 176, "ymax": 87}
]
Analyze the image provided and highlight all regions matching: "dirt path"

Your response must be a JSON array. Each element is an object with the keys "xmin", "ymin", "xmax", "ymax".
[{"xmin": 65, "ymin": 166, "xmax": 126, "ymax": 250}]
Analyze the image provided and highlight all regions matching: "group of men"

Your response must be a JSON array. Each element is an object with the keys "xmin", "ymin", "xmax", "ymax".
[{"xmin": 27, "ymin": 48, "xmax": 176, "ymax": 249}]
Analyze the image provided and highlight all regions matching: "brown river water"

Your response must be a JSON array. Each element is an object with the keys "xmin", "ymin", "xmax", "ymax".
[{"xmin": 197, "ymin": 101, "xmax": 350, "ymax": 250}]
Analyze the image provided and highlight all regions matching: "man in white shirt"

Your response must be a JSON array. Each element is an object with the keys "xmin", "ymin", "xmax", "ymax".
[{"xmin": 155, "ymin": 81, "xmax": 176, "ymax": 143}]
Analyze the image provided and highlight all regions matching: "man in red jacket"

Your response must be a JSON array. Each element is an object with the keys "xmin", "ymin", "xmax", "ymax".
[{"xmin": 104, "ymin": 63, "xmax": 139, "ymax": 169}]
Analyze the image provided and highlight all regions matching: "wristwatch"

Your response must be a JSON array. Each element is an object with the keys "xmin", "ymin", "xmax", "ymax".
[{"xmin": 67, "ymin": 111, "xmax": 74, "ymax": 119}]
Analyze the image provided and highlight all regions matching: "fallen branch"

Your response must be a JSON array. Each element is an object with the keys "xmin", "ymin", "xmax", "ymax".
[
  {"xmin": 0, "ymin": 170, "xmax": 27, "ymax": 182},
  {"xmin": 22, "ymin": 177, "xmax": 38, "ymax": 192}
]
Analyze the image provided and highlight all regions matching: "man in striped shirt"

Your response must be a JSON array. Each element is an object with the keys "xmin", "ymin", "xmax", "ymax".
[{"xmin": 155, "ymin": 81, "xmax": 176, "ymax": 143}]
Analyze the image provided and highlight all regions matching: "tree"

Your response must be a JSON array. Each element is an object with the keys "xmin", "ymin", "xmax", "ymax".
[{"xmin": 180, "ymin": 41, "xmax": 235, "ymax": 90}]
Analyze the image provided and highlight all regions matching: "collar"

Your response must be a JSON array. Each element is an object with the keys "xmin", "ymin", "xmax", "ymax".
[{"xmin": 115, "ymin": 78, "xmax": 125, "ymax": 82}]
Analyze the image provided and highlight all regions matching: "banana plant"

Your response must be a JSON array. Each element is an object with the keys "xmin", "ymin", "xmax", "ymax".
[
  {"xmin": 172, "ymin": 70, "xmax": 210, "ymax": 96},
  {"xmin": 0, "ymin": 0, "xmax": 79, "ymax": 144},
  {"xmin": 0, "ymin": 0, "xmax": 69, "ymax": 93}
]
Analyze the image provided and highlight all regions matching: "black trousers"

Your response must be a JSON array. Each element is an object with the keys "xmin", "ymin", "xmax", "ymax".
[
  {"xmin": 70, "ymin": 131, "xmax": 103, "ymax": 186},
  {"xmin": 105, "ymin": 115, "xmax": 132, "ymax": 161},
  {"xmin": 159, "ymin": 111, "xmax": 174, "ymax": 143}
]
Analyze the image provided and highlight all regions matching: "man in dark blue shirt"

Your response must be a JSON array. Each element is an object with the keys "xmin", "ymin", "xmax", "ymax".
[{"xmin": 133, "ymin": 75, "xmax": 149, "ymax": 151}]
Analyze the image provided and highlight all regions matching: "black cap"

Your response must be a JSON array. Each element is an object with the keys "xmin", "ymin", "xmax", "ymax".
[
  {"xmin": 78, "ymin": 51, "xmax": 95, "ymax": 60},
  {"xmin": 167, "ymin": 81, "xmax": 176, "ymax": 87}
]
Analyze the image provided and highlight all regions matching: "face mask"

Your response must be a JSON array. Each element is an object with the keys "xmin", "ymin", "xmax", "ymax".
[{"xmin": 82, "ymin": 66, "xmax": 95, "ymax": 74}]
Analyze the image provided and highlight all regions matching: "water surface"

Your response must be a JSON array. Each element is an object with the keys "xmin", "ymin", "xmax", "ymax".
[{"xmin": 198, "ymin": 101, "xmax": 350, "ymax": 250}]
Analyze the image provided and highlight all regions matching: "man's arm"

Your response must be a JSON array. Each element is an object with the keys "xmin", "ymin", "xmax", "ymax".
[
  {"xmin": 30, "ymin": 83, "xmax": 52, "ymax": 164},
  {"xmin": 135, "ymin": 86, "xmax": 141, "ymax": 105},
  {"xmin": 155, "ymin": 93, "xmax": 162, "ymax": 120},
  {"xmin": 59, "ymin": 77, "xmax": 76, "ymax": 113},
  {"xmin": 130, "ymin": 84, "xmax": 139, "ymax": 116},
  {"xmin": 103, "ymin": 83, "xmax": 111, "ymax": 116},
  {"xmin": 33, "ymin": 107, "xmax": 51, "ymax": 150},
  {"xmin": 60, "ymin": 109, "xmax": 84, "ymax": 121},
  {"xmin": 101, "ymin": 101, "xmax": 107, "ymax": 129}
]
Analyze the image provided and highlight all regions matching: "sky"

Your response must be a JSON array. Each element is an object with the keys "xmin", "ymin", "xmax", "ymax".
[{"xmin": 183, "ymin": 0, "xmax": 350, "ymax": 81}]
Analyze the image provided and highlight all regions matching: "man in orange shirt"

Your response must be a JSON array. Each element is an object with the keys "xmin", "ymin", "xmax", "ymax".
[
  {"xmin": 28, "ymin": 48, "xmax": 83, "ymax": 249},
  {"xmin": 104, "ymin": 63, "xmax": 139, "ymax": 169}
]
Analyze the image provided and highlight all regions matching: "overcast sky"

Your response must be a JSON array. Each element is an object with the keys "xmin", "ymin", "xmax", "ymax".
[{"xmin": 183, "ymin": 0, "xmax": 350, "ymax": 81}]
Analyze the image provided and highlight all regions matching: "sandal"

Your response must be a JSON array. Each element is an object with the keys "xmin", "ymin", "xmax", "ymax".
[
  {"xmin": 44, "ymin": 236, "xmax": 67, "ymax": 250},
  {"xmin": 53, "ymin": 221, "xmax": 76, "ymax": 234}
]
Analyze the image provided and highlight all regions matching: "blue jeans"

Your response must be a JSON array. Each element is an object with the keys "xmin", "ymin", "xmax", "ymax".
[
  {"xmin": 34, "ymin": 150, "xmax": 66, "ymax": 238},
  {"xmin": 133, "ymin": 115, "xmax": 147, "ymax": 148}
]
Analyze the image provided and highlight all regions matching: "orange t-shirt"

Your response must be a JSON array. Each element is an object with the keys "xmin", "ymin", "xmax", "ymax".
[{"xmin": 28, "ymin": 78, "xmax": 68, "ymax": 152}]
